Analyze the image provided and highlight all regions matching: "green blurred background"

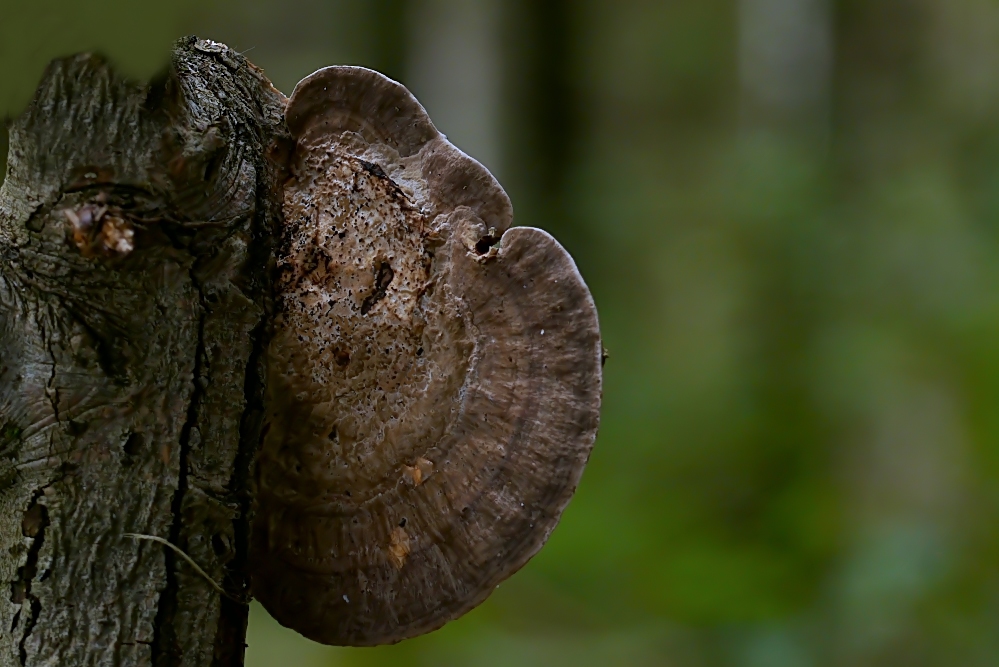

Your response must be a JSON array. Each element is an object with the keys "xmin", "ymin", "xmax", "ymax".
[{"xmin": 5, "ymin": 0, "xmax": 999, "ymax": 664}]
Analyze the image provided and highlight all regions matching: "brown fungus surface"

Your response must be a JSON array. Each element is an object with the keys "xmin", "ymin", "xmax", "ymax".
[{"xmin": 251, "ymin": 66, "xmax": 603, "ymax": 646}]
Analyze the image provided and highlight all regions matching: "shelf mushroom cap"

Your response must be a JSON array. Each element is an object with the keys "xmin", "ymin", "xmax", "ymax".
[{"xmin": 251, "ymin": 66, "xmax": 602, "ymax": 646}]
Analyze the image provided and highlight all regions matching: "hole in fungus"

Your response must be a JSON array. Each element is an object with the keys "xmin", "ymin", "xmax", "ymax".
[
  {"xmin": 399, "ymin": 518, "xmax": 407, "ymax": 528},
  {"xmin": 475, "ymin": 233, "xmax": 501, "ymax": 255},
  {"xmin": 359, "ymin": 159, "xmax": 389, "ymax": 180},
  {"xmin": 328, "ymin": 425, "xmax": 339, "ymax": 441},
  {"xmin": 360, "ymin": 261, "xmax": 394, "ymax": 315},
  {"xmin": 334, "ymin": 349, "xmax": 351, "ymax": 367}
]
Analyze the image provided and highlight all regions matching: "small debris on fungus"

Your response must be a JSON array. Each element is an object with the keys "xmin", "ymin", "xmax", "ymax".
[{"xmin": 388, "ymin": 527, "xmax": 411, "ymax": 569}]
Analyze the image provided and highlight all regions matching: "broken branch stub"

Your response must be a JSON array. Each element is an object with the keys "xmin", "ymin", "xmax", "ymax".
[{"xmin": 250, "ymin": 66, "xmax": 603, "ymax": 646}]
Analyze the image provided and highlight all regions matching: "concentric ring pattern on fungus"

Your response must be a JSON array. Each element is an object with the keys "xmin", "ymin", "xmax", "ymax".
[{"xmin": 251, "ymin": 66, "xmax": 603, "ymax": 646}]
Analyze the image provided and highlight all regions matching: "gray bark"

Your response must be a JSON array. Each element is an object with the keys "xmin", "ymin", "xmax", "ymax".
[{"xmin": 0, "ymin": 38, "xmax": 288, "ymax": 666}]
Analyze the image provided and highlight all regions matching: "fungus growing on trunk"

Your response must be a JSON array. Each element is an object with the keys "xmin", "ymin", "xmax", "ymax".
[{"xmin": 251, "ymin": 66, "xmax": 603, "ymax": 646}]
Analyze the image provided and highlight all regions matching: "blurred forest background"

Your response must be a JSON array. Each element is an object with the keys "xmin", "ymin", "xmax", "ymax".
[{"xmin": 4, "ymin": 0, "xmax": 999, "ymax": 665}]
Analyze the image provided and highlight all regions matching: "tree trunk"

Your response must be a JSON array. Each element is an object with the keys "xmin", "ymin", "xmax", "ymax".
[{"xmin": 0, "ymin": 38, "xmax": 287, "ymax": 666}]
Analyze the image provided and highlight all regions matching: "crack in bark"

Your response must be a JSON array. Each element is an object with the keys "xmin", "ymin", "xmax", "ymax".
[
  {"xmin": 210, "ymin": 303, "xmax": 268, "ymax": 666},
  {"xmin": 45, "ymin": 345, "xmax": 60, "ymax": 425},
  {"xmin": 13, "ymin": 490, "xmax": 49, "ymax": 666},
  {"xmin": 151, "ymin": 273, "xmax": 208, "ymax": 666}
]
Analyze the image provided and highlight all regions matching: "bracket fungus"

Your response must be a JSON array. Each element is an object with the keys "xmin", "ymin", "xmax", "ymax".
[{"xmin": 251, "ymin": 66, "xmax": 603, "ymax": 646}]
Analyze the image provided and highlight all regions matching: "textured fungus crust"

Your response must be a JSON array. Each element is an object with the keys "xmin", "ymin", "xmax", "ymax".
[{"xmin": 252, "ymin": 67, "xmax": 602, "ymax": 646}]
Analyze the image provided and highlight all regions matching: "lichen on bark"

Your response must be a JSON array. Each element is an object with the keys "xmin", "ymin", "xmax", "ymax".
[{"xmin": 0, "ymin": 38, "xmax": 288, "ymax": 666}]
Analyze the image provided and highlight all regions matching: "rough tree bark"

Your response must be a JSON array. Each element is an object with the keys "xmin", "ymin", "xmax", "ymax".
[{"xmin": 0, "ymin": 38, "xmax": 288, "ymax": 666}]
